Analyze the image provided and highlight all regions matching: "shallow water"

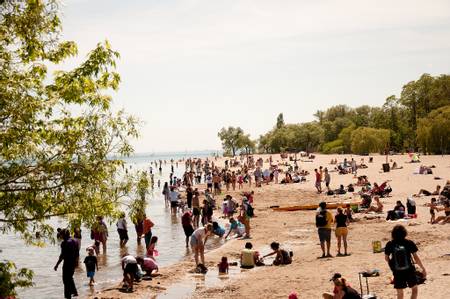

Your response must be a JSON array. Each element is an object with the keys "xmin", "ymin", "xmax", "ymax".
[
  {"xmin": 158, "ymin": 266, "xmax": 243, "ymax": 298},
  {"xmin": 0, "ymin": 155, "xmax": 216, "ymax": 299}
]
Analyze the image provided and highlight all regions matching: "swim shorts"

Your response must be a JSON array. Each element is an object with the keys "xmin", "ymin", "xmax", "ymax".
[
  {"xmin": 335, "ymin": 227, "xmax": 348, "ymax": 237},
  {"xmin": 318, "ymin": 228, "xmax": 331, "ymax": 242},
  {"xmin": 393, "ymin": 269, "xmax": 418, "ymax": 289}
]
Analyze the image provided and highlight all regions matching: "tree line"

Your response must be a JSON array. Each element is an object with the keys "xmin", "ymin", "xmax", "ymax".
[{"xmin": 218, "ymin": 73, "xmax": 450, "ymax": 155}]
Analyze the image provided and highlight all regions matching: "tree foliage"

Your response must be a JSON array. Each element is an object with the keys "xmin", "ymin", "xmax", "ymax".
[
  {"xmin": 257, "ymin": 122, "xmax": 323, "ymax": 153},
  {"xmin": 218, "ymin": 126, "xmax": 255, "ymax": 156},
  {"xmin": 417, "ymin": 105, "xmax": 450, "ymax": 154},
  {"xmin": 128, "ymin": 171, "xmax": 150, "ymax": 224},
  {"xmin": 276, "ymin": 113, "xmax": 285, "ymax": 129},
  {"xmin": 254, "ymin": 74, "xmax": 449, "ymax": 154},
  {"xmin": 1, "ymin": 1, "xmax": 142, "ymax": 293},
  {"xmin": 0, "ymin": 0, "xmax": 139, "ymax": 245},
  {"xmin": 350, "ymin": 127, "xmax": 390, "ymax": 154},
  {"xmin": 0, "ymin": 261, "xmax": 33, "ymax": 297}
]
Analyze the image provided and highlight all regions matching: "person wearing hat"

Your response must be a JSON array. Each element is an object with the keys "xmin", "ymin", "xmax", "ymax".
[
  {"xmin": 323, "ymin": 273, "xmax": 361, "ymax": 299},
  {"xmin": 322, "ymin": 273, "xmax": 341, "ymax": 298}
]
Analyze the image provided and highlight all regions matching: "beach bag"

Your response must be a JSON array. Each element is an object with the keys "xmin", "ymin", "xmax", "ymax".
[
  {"xmin": 392, "ymin": 244, "xmax": 413, "ymax": 271},
  {"xmin": 315, "ymin": 210, "xmax": 328, "ymax": 227},
  {"xmin": 246, "ymin": 204, "xmax": 254, "ymax": 217}
]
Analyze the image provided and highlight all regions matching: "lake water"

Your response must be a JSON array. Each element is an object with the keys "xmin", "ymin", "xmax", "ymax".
[{"xmin": 0, "ymin": 151, "xmax": 218, "ymax": 299}]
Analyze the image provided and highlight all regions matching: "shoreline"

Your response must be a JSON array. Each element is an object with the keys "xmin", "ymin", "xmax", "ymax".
[{"xmin": 92, "ymin": 153, "xmax": 450, "ymax": 299}]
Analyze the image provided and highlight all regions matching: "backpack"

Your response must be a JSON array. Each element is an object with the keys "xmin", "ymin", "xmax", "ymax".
[
  {"xmin": 392, "ymin": 244, "xmax": 413, "ymax": 271},
  {"xmin": 246, "ymin": 204, "xmax": 254, "ymax": 217},
  {"xmin": 315, "ymin": 210, "xmax": 328, "ymax": 227}
]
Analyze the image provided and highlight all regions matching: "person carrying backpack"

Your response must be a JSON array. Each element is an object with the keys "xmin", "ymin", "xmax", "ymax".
[
  {"xmin": 239, "ymin": 197, "xmax": 253, "ymax": 239},
  {"xmin": 316, "ymin": 201, "xmax": 334, "ymax": 258},
  {"xmin": 384, "ymin": 224, "xmax": 426, "ymax": 299}
]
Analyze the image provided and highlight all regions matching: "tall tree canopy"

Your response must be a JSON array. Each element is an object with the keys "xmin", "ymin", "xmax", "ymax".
[
  {"xmin": 255, "ymin": 74, "xmax": 449, "ymax": 154},
  {"xmin": 276, "ymin": 113, "xmax": 285, "ymax": 129},
  {"xmin": 0, "ymin": 0, "xmax": 138, "ymax": 243},
  {"xmin": 218, "ymin": 126, "xmax": 253, "ymax": 156}
]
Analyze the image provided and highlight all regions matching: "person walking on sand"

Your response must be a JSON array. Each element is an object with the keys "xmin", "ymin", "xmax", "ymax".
[
  {"xmin": 239, "ymin": 197, "xmax": 253, "ymax": 239},
  {"xmin": 54, "ymin": 229, "xmax": 79, "ymax": 299},
  {"xmin": 190, "ymin": 224, "xmax": 213, "ymax": 266},
  {"xmin": 316, "ymin": 202, "xmax": 333, "ymax": 258},
  {"xmin": 385, "ymin": 224, "xmax": 427, "ymax": 299},
  {"xmin": 335, "ymin": 207, "xmax": 349, "ymax": 256},
  {"xmin": 315, "ymin": 169, "xmax": 322, "ymax": 193},
  {"xmin": 324, "ymin": 168, "xmax": 331, "ymax": 192}
]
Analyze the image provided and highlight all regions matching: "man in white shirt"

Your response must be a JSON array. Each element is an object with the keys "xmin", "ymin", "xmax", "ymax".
[
  {"xmin": 169, "ymin": 187, "xmax": 181, "ymax": 214},
  {"xmin": 116, "ymin": 212, "xmax": 128, "ymax": 247}
]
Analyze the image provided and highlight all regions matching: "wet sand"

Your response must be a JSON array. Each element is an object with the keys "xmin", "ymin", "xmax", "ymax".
[{"xmin": 93, "ymin": 154, "xmax": 450, "ymax": 299}]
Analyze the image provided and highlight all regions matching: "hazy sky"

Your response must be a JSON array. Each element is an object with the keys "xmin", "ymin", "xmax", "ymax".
[{"xmin": 61, "ymin": 0, "xmax": 450, "ymax": 153}]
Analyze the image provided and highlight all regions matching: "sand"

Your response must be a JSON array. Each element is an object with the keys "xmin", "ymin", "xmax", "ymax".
[{"xmin": 92, "ymin": 154, "xmax": 450, "ymax": 299}]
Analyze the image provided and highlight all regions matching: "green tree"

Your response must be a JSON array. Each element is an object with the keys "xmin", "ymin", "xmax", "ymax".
[
  {"xmin": 128, "ymin": 171, "xmax": 150, "ymax": 225},
  {"xmin": 417, "ymin": 105, "xmax": 450, "ymax": 154},
  {"xmin": 0, "ymin": 261, "xmax": 33, "ymax": 297},
  {"xmin": 218, "ymin": 127, "xmax": 246, "ymax": 156},
  {"xmin": 337, "ymin": 124, "xmax": 356, "ymax": 153},
  {"xmin": 239, "ymin": 134, "xmax": 256, "ymax": 154},
  {"xmin": 1, "ymin": 0, "xmax": 138, "ymax": 293},
  {"xmin": 276, "ymin": 113, "xmax": 285, "ymax": 129},
  {"xmin": 350, "ymin": 127, "xmax": 390, "ymax": 154},
  {"xmin": 291, "ymin": 122, "xmax": 324, "ymax": 152}
]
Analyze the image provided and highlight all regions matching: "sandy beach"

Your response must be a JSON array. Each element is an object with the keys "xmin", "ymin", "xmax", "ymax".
[{"xmin": 92, "ymin": 154, "xmax": 450, "ymax": 299}]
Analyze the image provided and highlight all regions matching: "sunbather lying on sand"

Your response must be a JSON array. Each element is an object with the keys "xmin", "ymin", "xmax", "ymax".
[
  {"xmin": 433, "ymin": 201, "xmax": 450, "ymax": 224},
  {"xmin": 417, "ymin": 185, "xmax": 441, "ymax": 196}
]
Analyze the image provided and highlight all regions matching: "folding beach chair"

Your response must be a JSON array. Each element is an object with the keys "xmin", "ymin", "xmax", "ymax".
[{"xmin": 358, "ymin": 271, "xmax": 377, "ymax": 299}]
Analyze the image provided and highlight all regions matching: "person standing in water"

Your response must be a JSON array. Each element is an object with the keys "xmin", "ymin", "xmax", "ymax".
[
  {"xmin": 182, "ymin": 209, "xmax": 195, "ymax": 247},
  {"xmin": 116, "ymin": 212, "xmax": 128, "ymax": 247},
  {"xmin": 91, "ymin": 216, "xmax": 108, "ymax": 254},
  {"xmin": 162, "ymin": 182, "xmax": 170, "ymax": 206},
  {"xmin": 192, "ymin": 188, "xmax": 201, "ymax": 228},
  {"xmin": 142, "ymin": 214, "xmax": 154, "ymax": 249},
  {"xmin": 186, "ymin": 184, "xmax": 193, "ymax": 209},
  {"xmin": 54, "ymin": 229, "xmax": 79, "ymax": 299}
]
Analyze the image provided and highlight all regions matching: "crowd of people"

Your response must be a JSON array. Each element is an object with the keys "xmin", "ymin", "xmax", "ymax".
[{"xmin": 52, "ymin": 154, "xmax": 449, "ymax": 299}]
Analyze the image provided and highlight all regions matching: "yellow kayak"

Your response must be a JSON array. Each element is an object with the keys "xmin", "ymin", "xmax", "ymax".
[{"xmin": 272, "ymin": 202, "xmax": 360, "ymax": 211}]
